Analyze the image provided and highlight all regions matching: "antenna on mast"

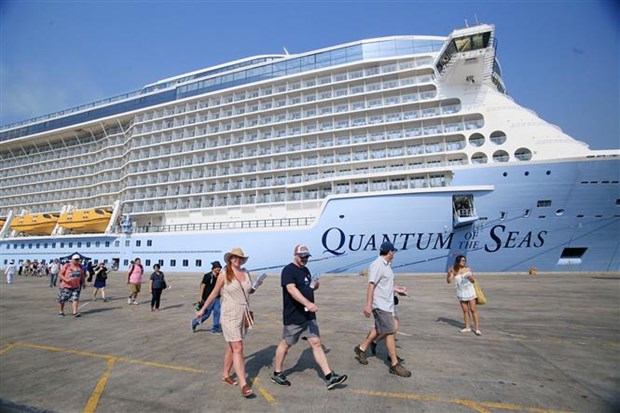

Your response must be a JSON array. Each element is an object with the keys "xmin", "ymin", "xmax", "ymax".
[
  {"xmin": 283, "ymin": 47, "xmax": 290, "ymax": 56},
  {"xmin": 464, "ymin": 18, "xmax": 469, "ymax": 28}
]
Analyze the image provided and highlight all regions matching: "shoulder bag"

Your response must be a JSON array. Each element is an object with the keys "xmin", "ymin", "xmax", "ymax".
[{"xmin": 236, "ymin": 274, "xmax": 254, "ymax": 328}]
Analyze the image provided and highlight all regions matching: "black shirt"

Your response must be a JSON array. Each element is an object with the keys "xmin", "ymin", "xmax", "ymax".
[
  {"xmin": 281, "ymin": 262, "xmax": 315, "ymax": 325},
  {"xmin": 201, "ymin": 271, "xmax": 220, "ymax": 301}
]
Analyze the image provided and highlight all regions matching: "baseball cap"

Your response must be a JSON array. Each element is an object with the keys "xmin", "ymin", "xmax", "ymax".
[
  {"xmin": 71, "ymin": 254, "xmax": 81, "ymax": 260},
  {"xmin": 293, "ymin": 244, "xmax": 312, "ymax": 257},
  {"xmin": 379, "ymin": 241, "xmax": 398, "ymax": 253}
]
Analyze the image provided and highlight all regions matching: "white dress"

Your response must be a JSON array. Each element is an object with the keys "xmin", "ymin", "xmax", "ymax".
[{"xmin": 454, "ymin": 270, "xmax": 477, "ymax": 302}]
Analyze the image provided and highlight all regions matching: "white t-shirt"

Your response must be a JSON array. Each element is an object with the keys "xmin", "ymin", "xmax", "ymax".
[{"xmin": 368, "ymin": 256, "xmax": 395, "ymax": 314}]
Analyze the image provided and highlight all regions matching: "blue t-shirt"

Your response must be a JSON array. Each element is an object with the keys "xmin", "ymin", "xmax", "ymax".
[
  {"xmin": 150, "ymin": 271, "xmax": 166, "ymax": 289},
  {"xmin": 281, "ymin": 263, "xmax": 315, "ymax": 325}
]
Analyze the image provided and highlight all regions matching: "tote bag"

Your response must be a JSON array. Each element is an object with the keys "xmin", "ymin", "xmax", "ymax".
[{"xmin": 474, "ymin": 282, "xmax": 487, "ymax": 305}]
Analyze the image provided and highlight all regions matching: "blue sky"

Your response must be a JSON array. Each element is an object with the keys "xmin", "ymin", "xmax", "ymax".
[{"xmin": 1, "ymin": 0, "xmax": 618, "ymax": 149}]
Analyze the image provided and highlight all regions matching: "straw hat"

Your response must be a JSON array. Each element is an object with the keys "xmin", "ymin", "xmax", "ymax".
[{"xmin": 224, "ymin": 247, "xmax": 249, "ymax": 265}]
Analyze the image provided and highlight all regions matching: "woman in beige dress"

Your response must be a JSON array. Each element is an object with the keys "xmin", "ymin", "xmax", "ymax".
[{"xmin": 197, "ymin": 247, "xmax": 256, "ymax": 398}]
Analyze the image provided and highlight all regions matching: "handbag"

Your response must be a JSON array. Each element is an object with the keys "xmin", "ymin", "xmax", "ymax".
[
  {"xmin": 236, "ymin": 275, "xmax": 255, "ymax": 328},
  {"xmin": 244, "ymin": 310, "xmax": 254, "ymax": 328},
  {"xmin": 474, "ymin": 282, "xmax": 487, "ymax": 305}
]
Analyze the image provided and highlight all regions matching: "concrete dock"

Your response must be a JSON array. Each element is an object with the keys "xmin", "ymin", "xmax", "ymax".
[{"xmin": 0, "ymin": 271, "xmax": 618, "ymax": 413}]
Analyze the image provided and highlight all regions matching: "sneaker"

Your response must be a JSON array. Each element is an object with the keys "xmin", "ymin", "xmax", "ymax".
[
  {"xmin": 389, "ymin": 363, "xmax": 411, "ymax": 377},
  {"xmin": 326, "ymin": 372, "xmax": 348, "ymax": 390},
  {"xmin": 103, "ymin": 298, "xmax": 109, "ymax": 302},
  {"xmin": 211, "ymin": 328, "xmax": 222, "ymax": 336},
  {"xmin": 474, "ymin": 329, "xmax": 482, "ymax": 336},
  {"xmin": 191, "ymin": 319, "xmax": 199, "ymax": 332},
  {"xmin": 131, "ymin": 301, "xmax": 139, "ymax": 305},
  {"xmin": 459, "ymin": 327, "xmax": 471, "ymax": 333},
  {"xmin": 386, "ymin": 355, "xmax": 406, "ymax": 364},
  {"xmin": 370, "ymin": 341, "xmax": 377, "ymax": 356},
  {"xmin": 270, "ymin": 372, "xmax": 291, "ymax": 386},
  {"xmin": 72, "ymin": 313, "xmax": 81, "ymax": 318},
  {"xmin": 57, "ymin": 312, "xmax": 65, "ymax": 317},
  {"xmin": 354, "ymin": 345, "xmax": 368, "ymax": 365},
  {"xmin": 127, "ymin": 297, "xmax": 132, "ymax": 304}
]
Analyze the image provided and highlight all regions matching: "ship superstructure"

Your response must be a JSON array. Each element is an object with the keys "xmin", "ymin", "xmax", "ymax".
[{"xmin": 1, "ymin": 24, "xmax": 618, "ymax": 273}]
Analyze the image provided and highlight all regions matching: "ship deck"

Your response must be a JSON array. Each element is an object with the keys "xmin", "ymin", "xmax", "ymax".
[{"xmin": 0, "ymin": 271, "xmax": 618, "ymax": 413}]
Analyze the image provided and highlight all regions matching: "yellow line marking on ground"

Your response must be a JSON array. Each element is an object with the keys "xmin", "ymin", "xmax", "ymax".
[
  {"xmin": 352, "ymin": 389, "xmax": 575, "ymax": 413},
  {"xmin": 0, "ymin": 343, "xmax": 17, "ymax": 355},
  {"xmin": 117, "ymin": 357, "xmax": 205, "ymax": 373},
  {"xmin": 252, "ymin": 377, "xmax": 277, "ymax": 406},
  {"xmin": 5, "ymin": 342, "xmax": 206, "ymax": 373},
  {"xmin": 12, "ymin": 342, "xmax": 113, "ymax": 360},
  {"xmin": 83, "ymin": 357, "xmax": 117, "ymax": 413}
]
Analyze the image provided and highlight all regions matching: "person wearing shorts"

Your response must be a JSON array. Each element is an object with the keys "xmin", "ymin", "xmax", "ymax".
[
  {"xmin": 57, "ymin": 254, "xmax": 86, "ymax": 317},
  {"xmin": 127, "ymin": 258, "xmax": 144, "ymax": 305},
  {"xmin": 354, "ymin": 242, "xmax": 411, "ymax": 377},
  {"xmin": 270, "ymin": 244, "xmax": 347, "ymax": 390}
]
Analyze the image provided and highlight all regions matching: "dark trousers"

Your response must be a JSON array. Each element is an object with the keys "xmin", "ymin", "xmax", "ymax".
[{"xmin": 151, "ymin": 288, "xmax": 163, "ymax": 309}]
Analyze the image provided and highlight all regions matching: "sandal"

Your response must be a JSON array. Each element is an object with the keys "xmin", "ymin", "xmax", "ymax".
[
  {"xmin": 241, "ymin": 384, "xmax": 253, "ymax": 398},
  {"xmin": 222, "ymin": 376, "xmax": 238, "ymax": 386}
]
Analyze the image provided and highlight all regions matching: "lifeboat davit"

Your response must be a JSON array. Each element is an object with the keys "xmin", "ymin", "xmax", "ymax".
[
  {"xmin": 10, "ymin": 213, "xmax": 60, "ymax": 235},
  {"xmin": 58, "ymin": 208, "xmax": 113, "ymax": 233}
]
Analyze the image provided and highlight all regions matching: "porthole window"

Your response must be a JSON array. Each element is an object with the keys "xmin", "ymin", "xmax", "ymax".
[
  {"xmin": 524, "ymin": 171, "xmax": 529, "ymax": 176},
  {"xmin": 469, "ymin": 133, "xmax": 485, "ymax": 147},
  {"xmin": 471, "ymin": 152, "xmax": 488, "ymax": 164},
  {"xmin": 490, "ymin": 130, "xmax": 507, "ymax": 145},
  {"xmin": 515, "ymin": 147, "xmax": 533, "ymax": 161},
  {"xmin": 492, "ymin": 150, "xmax": 509, "ymax": 163}
]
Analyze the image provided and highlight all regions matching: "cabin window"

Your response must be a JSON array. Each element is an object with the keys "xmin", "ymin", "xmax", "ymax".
[
  {"xmin": 183, "ymin": 260, "xmax": 189, "ymax": 267},
  {"xmin": 145, "ymin": 259, "xmax": 151, "ymax": 267},
  {"xmin": 170, "ymin": 260, "xmax": 176, "ymax": 267},
  {"xmin": 136, "ymin": 240, "xmax": 141, "ymax": 247},
  {"xmin": 196, "ymin": 259, "xmax": 202, "ymax": 267},
  {"xmin": 86, "ymin": 242, "xmax": 91, "ymax": 248},
  {"xmin": 147, "ymin": 240, "xmax": 153, "ymax": 247},
  {"xmin": 125, "ymin": 240, "xmax": 130, "ymax": 247}
]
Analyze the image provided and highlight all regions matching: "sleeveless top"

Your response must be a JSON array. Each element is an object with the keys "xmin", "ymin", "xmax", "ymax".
[
  {"xmin": 220, "ymin": 269, "xmax": 253, "ymax": 342},
  {"xmin": 454, "ymin": 270, "xmax": 477, "ymax": 301}
]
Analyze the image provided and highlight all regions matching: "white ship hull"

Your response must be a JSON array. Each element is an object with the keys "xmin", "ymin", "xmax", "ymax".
[{"xmin": 1, "ymin": 24, "xmax": 618, "ymax": 273}]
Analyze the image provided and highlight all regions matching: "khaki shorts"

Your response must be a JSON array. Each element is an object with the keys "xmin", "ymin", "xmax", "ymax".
[
  {"xmin": 373, "ymin": 308, "xmax": 396, "ymax": 335},
  {"xmin": 130, "ymin": 283, "xmax": 141, "ymax": 294}
]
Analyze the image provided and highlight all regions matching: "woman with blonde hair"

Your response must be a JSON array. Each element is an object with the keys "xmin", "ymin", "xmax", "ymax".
[
  {"xmin": 447, "ymin": 255, "xmax": 481, "ymax": 335},
  {"xmin": 197, "ymin": 247, "xmax": 256, "ymax": 398}
]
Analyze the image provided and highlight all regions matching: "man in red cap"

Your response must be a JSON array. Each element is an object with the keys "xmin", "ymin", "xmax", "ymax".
[{"xmin": 271, "ymin": 244, "xmax": 347, "ymax": 390}]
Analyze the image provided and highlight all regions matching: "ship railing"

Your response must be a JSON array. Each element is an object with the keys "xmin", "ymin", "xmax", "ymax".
[
  {"xmin": 455, "ymin": 208, "xmax": 476, "ymax": 218},
  {"xmin": 133, "ymin": 216, "xmax": 315, "ymax": 233}
]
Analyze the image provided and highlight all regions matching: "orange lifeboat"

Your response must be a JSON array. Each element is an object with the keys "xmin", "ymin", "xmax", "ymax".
[
  {"xmin": 10, "ymin": 213, "xmax": 60, "ymax": 235},
  {"xmin": 58, "ymin": 208, "xmax": 113, "ymax": 233}
]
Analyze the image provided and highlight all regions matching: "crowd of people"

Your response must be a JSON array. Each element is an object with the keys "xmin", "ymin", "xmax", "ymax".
[{"xmin": 2, "ymin": 243, "xmax": 484, "ymax": 398}]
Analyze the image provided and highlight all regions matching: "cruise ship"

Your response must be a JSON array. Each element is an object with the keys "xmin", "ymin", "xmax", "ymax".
[{"xmin": 1, "ymin": 24, "xmax": 619, "ymax": 274}]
